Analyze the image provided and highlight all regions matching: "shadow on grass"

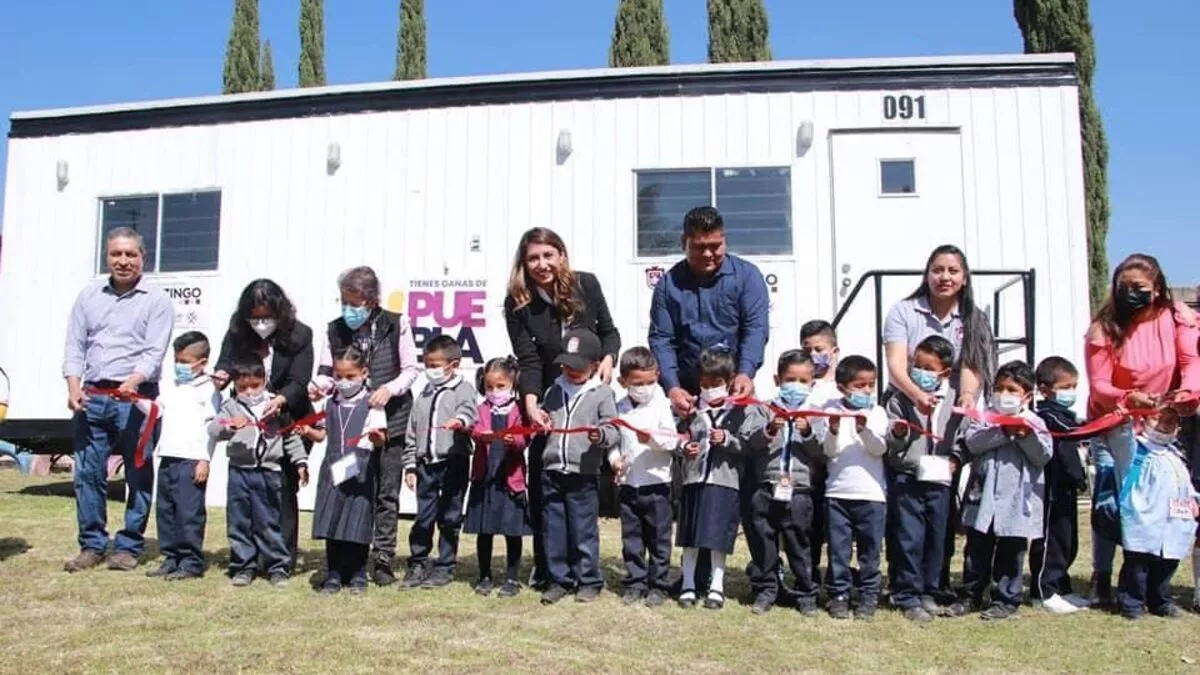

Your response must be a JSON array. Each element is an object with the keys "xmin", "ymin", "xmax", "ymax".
[
  {"xmin": 0, "ymin": 537, "xmax": 31, "ymax": 561},
  {"xmin": 15, "ymin": 479, "xmax": 134, "ymax": 501}
]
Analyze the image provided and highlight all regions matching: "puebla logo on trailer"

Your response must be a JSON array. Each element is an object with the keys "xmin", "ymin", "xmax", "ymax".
[{"xmin": 387, "ymin": 279, "xmax": 488, "ymax": 363}]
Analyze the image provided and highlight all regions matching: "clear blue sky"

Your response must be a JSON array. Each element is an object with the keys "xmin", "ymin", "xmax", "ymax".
[{"xmin": 1, "ymin": 1, "xmax": 1196, "ymax": 282}]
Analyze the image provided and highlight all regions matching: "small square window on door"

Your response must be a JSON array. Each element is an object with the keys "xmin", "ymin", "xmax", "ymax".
[{"xmin": 879, "ymin": 159, "xmax": 916, "ymax": 196}]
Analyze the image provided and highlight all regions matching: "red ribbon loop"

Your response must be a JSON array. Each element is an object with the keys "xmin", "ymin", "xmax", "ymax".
[{"xmin": 84, "ymin": 387, "xmax": 159, "ymax": 469}]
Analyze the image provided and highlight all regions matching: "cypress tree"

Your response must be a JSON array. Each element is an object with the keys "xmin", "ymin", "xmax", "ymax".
[
  {"xmin": 708, "ymin": 0, "xmax": 772, "ymax": 64},
  {"xmin": 1015, "ymin": 0, "xmax": 1109, "ymax": 310},
  {"xmin": 222, "ymin": 0, "xmax": 261, "ymax": 94},
  {"xmin": 260, "ymin": 41, "xmax": 276, "ymax": 91},
  {"xmin": 609, "ymin": 0, "xmax": 670, "ymax": 68},
  {"xmin": 299, "ymin": 0, "xmax": 326, "ymax": 87},
  {"xmin": 395, "ymin": 0, "xmax": 427, "ymax": 80}
]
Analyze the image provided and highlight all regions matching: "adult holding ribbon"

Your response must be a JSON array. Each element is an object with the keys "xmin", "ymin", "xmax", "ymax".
[
  {"xmin": 504, "ymin": 227, "xmax": 621, "ymax": 589},
  {"xmin": 213, "ymin": 279, "xmax": 315, "ymax": 571},
  {"xmin": 62, "ymin": 227, "xmax": 174, "ymax": 573},
  {"xmin": 310, "ymin": 266, "xmax": 420, "ymax": 586},
  {"xmin": 882, "ymin": 244, "xmax": 996, "ymax": 596},
  {"xmin": 1083, "ymin": 253, "xmax": 1200, "ymax": 606}
]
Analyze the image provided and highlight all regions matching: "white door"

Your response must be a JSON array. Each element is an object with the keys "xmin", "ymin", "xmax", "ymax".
[{"xmin": 830, "ymin": 130, "xmax": 966, "ymax": 383}]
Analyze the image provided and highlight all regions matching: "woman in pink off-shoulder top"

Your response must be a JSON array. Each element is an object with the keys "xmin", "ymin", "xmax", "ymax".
[{"xmin": 1084, "ymin": 254, "xmax": 1200, "ymax": 607}]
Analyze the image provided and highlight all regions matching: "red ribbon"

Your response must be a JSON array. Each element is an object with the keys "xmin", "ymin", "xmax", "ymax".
[
  {"xmin": 952, "ymin": 405, "xmax": 1172, "ymax": 440},
  {"xmin": 278, "ymin": 411, "xmax": 327, "ymax": 435},
  {"xmin": 729, "ymin": 395, "xmax": 942, "ymax": 441},
  {"xmin": 345, "ymin": 427, "xmax": 387, "ymax": 447},
  {"xmin": 84, "ymin": 387, "xmax": 159, "ymax": 469}
]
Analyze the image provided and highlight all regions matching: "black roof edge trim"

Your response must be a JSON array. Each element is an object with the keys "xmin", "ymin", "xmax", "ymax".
[{"xmin": 10, "ymin": 63, "xmax": 1078, "ymax": 139}]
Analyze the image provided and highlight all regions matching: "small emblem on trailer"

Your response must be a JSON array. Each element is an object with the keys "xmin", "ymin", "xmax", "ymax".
[{"xmin": 644, "ymin": 266, "xmax": 665, "ymax": 288}]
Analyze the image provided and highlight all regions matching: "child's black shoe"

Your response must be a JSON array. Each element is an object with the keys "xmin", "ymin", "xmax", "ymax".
[
  {"xmin": 1152, "ymin": 604, "xmax": 1183, "ymax": 619},
  {"xmin": 269, "ymin": 573, "xmax": 290, "ymax": 590},
  {"xmin": 348, "ymin": 582, "xmax": 367, "ymax": 596},
  {"xmin": 703, "ymin": 591, "xmax": 725, "ymax": 610},
  {"xmin": 796, "ymin": 600, "xmax": 820, "ymax": 618},
  {"xmin": 498, "ymin": 580, "xmax": 521, "ymax": 598},
  {"xmin": 751, "ymin": 594, "xmax": 773, "ymax": 615},
  {"xmin": 677, "ymin": 590, "xmax": 697, "ymax": 609},
  {"xmin": 401, "ymin": 563, "xmax": 428, "ymax": 589},
  {"xmin": 980, "ymin": 603, "xmax": 1016, "ymax": 621},
  {"xmin": 320, "ymin": 579, "xmax": 343, "ymax": 595},
  {"xmin": 645, "ymin": 589, "xmax": 667, "ymax": 608},
  {"xmin": 421, "ymin": 567, "xmax": 453, "ymax": 588},
  {"xmin": 1088, "ymin": 573, "xmax": 1113, "ymax": 608},
  {"xmin": 145, "ymin": 563, "xmax": 176, "ymax": 579},
  {"xmin": 903, "ymin": 606, "xmax": 934, "ymax": 624},
  {"xmin": 165, "ymin": 569, "xmax": 202, "ymax": 582},
  {"xmin": 230, "ymin": 571, "xmax": 253, "ymax": 587},
  {"xmin": 854, "ymin": 600, "xmax": 878, "ymax": 621},
  {"xmin": 475, "ymin": 577, "xmax": 494, "ymax": 596},
  {"xmin": 576, "ymin": 586, "xmax": 601, "ymax": 603},
  {"xmin": 540, "ymin": 584, "xmax": 570, "ymax": 605},
  {"xmin": 622, "ymin": 588, "xmax": 644, "ymax": 606},
  {"xmin": 828, "ymin": 596, "xmax": 851, "ymax": 620},
  {"xmin": 372, "ymin": 562, "xmax": 396, "ymax": 587}
]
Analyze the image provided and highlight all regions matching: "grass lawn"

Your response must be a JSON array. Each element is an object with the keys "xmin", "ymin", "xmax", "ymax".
[{"xmin": 1, "ymin": 468, "xmax": 1198, "ymax": 674}]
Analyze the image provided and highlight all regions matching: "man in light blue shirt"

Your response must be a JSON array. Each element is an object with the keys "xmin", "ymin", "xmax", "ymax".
[{"xmin": 62, "ymin": 227, "xmax": 174, "ymax": 573}]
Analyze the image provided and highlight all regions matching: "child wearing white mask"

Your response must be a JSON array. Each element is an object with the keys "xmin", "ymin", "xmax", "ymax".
[
  {"xmin": 609, "ymin": 347, "xmax": 679, "ymax": 608},
  {"xmin": 308, "ymin": 346, "xmax": 388, "ymax": 594}
]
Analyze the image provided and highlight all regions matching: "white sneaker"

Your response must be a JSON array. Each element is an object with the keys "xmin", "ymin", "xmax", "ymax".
[{"xmin": 1043, "ymin": 593, "xmax": 1083, "ymax": 615}]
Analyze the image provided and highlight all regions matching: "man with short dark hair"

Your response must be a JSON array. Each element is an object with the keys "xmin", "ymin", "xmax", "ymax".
[
  {"xmin": 62, "ymin": 227, "xmax": 174, "ymax": 572},
  {"xmin": 648, "ymin": 206, "xmax": 770, "ymax": 415}
]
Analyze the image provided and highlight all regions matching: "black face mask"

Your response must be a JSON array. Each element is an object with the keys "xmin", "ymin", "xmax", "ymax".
[{"xmin": 1116, "ymin": 285, "xmax": 1153, "ymax": 313}]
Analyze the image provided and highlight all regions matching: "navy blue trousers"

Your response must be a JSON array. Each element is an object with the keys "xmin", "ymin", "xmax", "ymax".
[
  {"xmin": 619, "ymin": 484, "xmax": 672, "ymax": 592},
  {"xmin": 888, "ymin": 473, "xmax": 951, "ymax": 609},
  {"xmin": 543, "ymin": 470, "xmax": 602, "ymax": 589},
  {"xmin": 408, "ymin": 455, "xmax": 468, "ymax": 571},
  {"xmin": 155, "ymin": 458, "xmax": 207, "ymax": 575},
  {"xmin": 963, "ymin": 527, "xmax": 1027, "ymax": 608},
  {"xmin": 826, "ymin": 497, "xmax": 885, "ymax": 601},
  {"xmin": 1117, "ymin": 551, "xmax": 1179, "ymax": 617},
  {"xmin": 747, "ymin": 485, "xmax": 816, "ymax": 604},
  {"xmin": 226, "ymin": 467, "xmax": 289, "ymax": 577}
]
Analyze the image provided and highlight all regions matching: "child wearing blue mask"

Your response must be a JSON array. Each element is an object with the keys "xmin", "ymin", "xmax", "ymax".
[
  {"xmin": 745, "ymin": 349, "xmax": 823, "ymax": 615},
  {"xmin": 817, "ymin": 355, "xmax": 889, "ymax": 620},
  {"xmin": 799, "ymin": 320, "xmax": 840, "ymax": 595},
  {"xmin": 883, "ymin": 335, "xmax": 963, "ymax": 622},
  {"xmin": 1030, "ymin": 356, "xmax": 1090, "ymax": 614}
]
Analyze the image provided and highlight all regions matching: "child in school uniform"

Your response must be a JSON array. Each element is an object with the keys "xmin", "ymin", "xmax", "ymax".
[
  {"xmin": 1030, "ymin": 356, "xmax": 1091, "ymax": 614},
  {"xmin": 959, "ymin": 360, "xmax": 1053, "ymax": 620},
  {"xmin": 746, "ymin": 349, "xmax": 823, "ymax": 616},
  {"xmin": 208, "ymin": 357, "xmax": 310, "ymax": 588},
  {"xmin": 143, "ymin": 331, "xmax": 222, "ymax": 581},
  {"xmin": 307, "ymin": 346, "xmax": 388, "ymax": 595},
  {"xmin": 465, "ymin": 356, "xmax": 532, "ymax": 598},
  {"xmin": 800, "ymin": 320, "xmax": 841, "ymax": 592},
  {"xmin": 401, "ymin": 335, "xmax": 479, "ymax": 589},
  {"xmin": 537, "ymin": 328, "xmax": 620, "ymax": 605},
  {"xmin": 819, "ymin": 355, "xmax": 889, "ymax": 620},
  {"xmin": 1113, "ymin": 407, "xmax": 1198, "ymax": 620},
  {"xmin": 883, "ymin": 335, "xmax": 964, "ymax": 622},
  {"xmin": 609, "ymin": 347, "xmax": 679, "ymax": 608},
  {"xmin": 679, "ymin": 348, "xmax": 766, "ymax": 611}
]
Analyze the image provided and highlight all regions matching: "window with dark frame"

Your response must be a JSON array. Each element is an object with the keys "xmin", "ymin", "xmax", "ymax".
[
  {"xmin": 635, "ymin": 167, "xmax": 792, "ymax": 258},
  {"xmin": 97, "ymin": 191, "xmax": 222, "ymax": 273},
  {"xmin": 880, "ymin": 159, "xmax": 917, "ymax": 195}
]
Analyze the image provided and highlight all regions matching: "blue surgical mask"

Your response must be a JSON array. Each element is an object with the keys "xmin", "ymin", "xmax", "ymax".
[
  {"xmin": 1053, "ymin": 390, "xmax": 1077, "ymax": 407},
  {"xmin": 342, "ymin": 304, "xmax": 370, "ymax": 330},
  {"xmin": 174, "ymin": 363, "xmax": 197, "ymax": 384},
  {"xmin": 846, "ymin": 391, "xmax": 874, "ymax": 410},
  {"xmin": 910, "ymin": 367, "xmax": 941, "ymax": 393},
  {"xmin": 812, "ymin": 352, "xmax": 832, "ymax": 377},
  {"xmin": 779, "ymin": 382, "xmax": 811, "ymax": 407}
]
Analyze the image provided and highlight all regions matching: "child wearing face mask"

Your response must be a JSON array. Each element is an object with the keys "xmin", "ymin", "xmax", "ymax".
[
  {"xmin": 818, "ymin": 355, "xmax": 889, "ymax": 620},
  {"xmin": 208, "ymin": 357, "xmax": 310, "ymax": 588},
  {"xmin": 464, "ymin": 356, "xmax": 532, "ymax": 598},
  {"xmin": 1113, "ymin": 407, "xmax": 1199, "ymax": 620},
  {"xmin": 400, "ymin": 335, "xmax": 479, "ymax": 589},
  {"xmin": 799, "ymin": 319, "xmax": 840, "ymax": 592},
  {"xmin": 745, "ymin": 349, "xmax": 822, "ymax": 616},
  {"xmin": 883, "ymin": 335, "xmax": 964, "ymax": 622},
  {"xmin": 1029, "ymin": 356, "xmax": 1091, "ymax": 614},
  {"xmin": 959, "ymin": 360, "xmax": 1052, "ymax": 620},
  {"xmin": 536, "ymin": 328, "xmax": 620, "ymax": 605},
  {"xmin": 141, "ymin": 331, "xmax": 222, "ymax": 582},
  {"xmin": 609, "ymin": 347, "xmax": 679, "ymax": 608},
  {"xmin": 678, "ymin": 348, "xmax": 767, "ymax": 611},
  {"xmin": 308, "ymin": 346, "xmax": 388, "ymax": 595}
]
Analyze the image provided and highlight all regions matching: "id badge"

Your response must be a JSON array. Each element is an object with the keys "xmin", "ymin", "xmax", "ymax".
[
  {"xmin": 331, "ymin": 452, "xmax": 361, "ymax": 486},
  {"xmin": 917, "ymin": 456, "xmax": 953, "ymax": 486},
  {"xmin": 772, "ymin": 478, "xmax": 794, "ymax": 502},
  {"xmin": 1168, "ymin": 498, "xmax": 1195, "ymax": 520}
]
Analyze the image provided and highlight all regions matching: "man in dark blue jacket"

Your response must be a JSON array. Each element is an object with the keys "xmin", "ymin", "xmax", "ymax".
[{"xmin": 648, "ymin": 206, "xmax": 770, "ymax": 416}]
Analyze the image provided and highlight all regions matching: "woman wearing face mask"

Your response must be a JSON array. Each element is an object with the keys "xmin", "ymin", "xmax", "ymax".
[
  {"xmin": 213, "ymin": 279, "xmax": 316, "ymax": 571},
  {"xmin": 504, "ymin": 227, "xmax": 622, "ymax": 590},
  {"xmin": 309, "ymin": 266, "xmax": 420, "ymax": 586},
  {"xmin": 1084, "ymin": 254, "xmax": 1200, "ymax": 606}
]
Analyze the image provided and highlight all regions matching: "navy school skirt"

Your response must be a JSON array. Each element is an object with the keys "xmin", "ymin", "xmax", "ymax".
[{"xmin": 676, "ymin": 483, "xmax": 740, "ymax": 554}]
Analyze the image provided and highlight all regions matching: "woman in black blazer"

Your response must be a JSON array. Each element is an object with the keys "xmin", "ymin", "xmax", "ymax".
[
  {"xmin": 503, "ymin": 227, "xmax": 621, "ymax": 588},
  {"xmin": 214, "ymin": 278, "xmax": 316, "ymax": 573}
]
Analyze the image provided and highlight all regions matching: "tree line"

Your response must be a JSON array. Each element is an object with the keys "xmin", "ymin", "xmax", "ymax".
[{"xmin": 221, "ymin": 0, "xmax": 1109, "ymax": 311}]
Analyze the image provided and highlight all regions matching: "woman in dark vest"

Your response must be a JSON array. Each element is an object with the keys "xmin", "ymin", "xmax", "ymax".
[
  {"xmin": 310, "ymin": 266, "xmax": 420, "ymax": 586},
  {"xmin": 214, "ymin": 279, "xmax": 316, "ymax": 572},
  {"xmin": 504, "ymin": 227, "xmax": 621, "ymax": 589}
]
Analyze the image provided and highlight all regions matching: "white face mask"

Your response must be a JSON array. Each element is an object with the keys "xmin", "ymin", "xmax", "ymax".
[
  {"xmin": 335, "ymin": 378, "xmax": 365, "ymax": 399},
  {"xmin": 626, "ymin": 384, "xmax": 656, "ymax": 404},
  {"xmin": 992, "ymin": 393, "xmax": 1025, "ymax": 415},
  {"xmin": 1143, "ymin": 426, "xmax": 1177, "ymax": 447},
  {"xmin": 700, "ymin": 386, "xmax": 728, "ymax": 406},
  {"xmin": 248, "ymin": 318, "xmax": 277, "ymax": 340},
  {"xmin": 425, "ymin": 367, "xmax": 449, "ymax": 386},
  {"xmin": 238, "ymin": 390, "xmax": 267, "ymax": 408}
]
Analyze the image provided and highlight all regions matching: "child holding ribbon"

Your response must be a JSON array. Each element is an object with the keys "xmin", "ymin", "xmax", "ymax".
[
  {"xmin": 308, "ymin": 346, "xmax": 387, "ymax": 595},
  {"xmin": 465, "ymin": 356, "xmax": 532, "ymax": 598}
]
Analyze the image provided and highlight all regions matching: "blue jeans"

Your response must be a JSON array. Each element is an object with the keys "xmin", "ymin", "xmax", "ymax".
[
  {"xmin": 72, "ymin": 384, "xmax": 158, "ymax": 556},
  {"xmin": 1091, "ymin": 424, "xmax": 1134, "ymax": 578}
]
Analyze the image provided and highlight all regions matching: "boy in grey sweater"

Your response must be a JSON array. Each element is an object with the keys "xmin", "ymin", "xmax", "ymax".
[
  {"xmin": 208, "ymin": 358, "xmax": 309, "ymax": 588},
  {"xmin": 400, "ymin": 335, "xmax": 479, "ymax": 589},
  {"xmin": 537, "ymin": 328, "xmax": 620, "ymax": 605}
]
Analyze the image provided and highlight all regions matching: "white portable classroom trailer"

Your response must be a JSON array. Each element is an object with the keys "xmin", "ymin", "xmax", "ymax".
[{"xmin": 0, "ymin": 54, "xmax": 1090, "ymax": 510}]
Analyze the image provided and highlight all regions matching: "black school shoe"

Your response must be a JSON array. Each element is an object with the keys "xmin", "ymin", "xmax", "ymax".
[
  {"xmin": 904, "ymin": 606, "xmax": 934, "ymax": 624},
  {"xmin": 576, "ymin": 586, "xmax": 601, "ymax": 603},
  {"xmin": 145, "ymin": 563, "xmax": 177, "ymax": 578},
  {"xmin": 165, "ymin": 569, "xmax": 203, "ymax": 582},
  {"xmin": 421, "ymin": 567, "xmax": 454, "ymax": 589},
  {"xmin": 623, "ymin": 588, "xmax": 644, "ymax": 606},
  {"xmin": 320, "ymin": 579, "xmax": 343, "ymax": 595},
  {"xmin": 401, "ymin": 563, "xmax": 428, "ymax": 589},
  {"xmin": 751, "ymin": 594, "xmax": 774, "ymax": 615},
  {"xmin": 828, "ymin": 596, "xmax": 852, "ymax": 620},
  {"xmin": 645, "ymin": 589, "xmax": 667, "ymax": 608},
  {"xmin": 540, "ymin": 584, "xmax": 570, "ymax": 605},
  {"xmin": 677, "ymin": 590, "xmax": 698, "ymax": 609},
  {"xmin": 980, "ymin": 603, "xmax": 1017, "ymax": 621},
  {"xmin": 796, "ymin": 599, "xmax": 820, "ymax": 618},
  {"xmin": 1152, "ymin": 604, "xmax": 1184, "ymax": 619},
  {"xmin": 497, "ymin": 580, "xmax": 521, "ymax": 598},
  {"xmin": 703, "ymin": 591, "xmax": 725, "ymax": 610},
  {"xmin": 475, "ymin": 577, "xmax": 494, "ymax": 596},
  {"xmin": 854, "ymin": 599, "xmax": 878, "ymax": 621},
  {"xmin": 372, "ymin": 561, "xmax": 397, "ymax": 587}
]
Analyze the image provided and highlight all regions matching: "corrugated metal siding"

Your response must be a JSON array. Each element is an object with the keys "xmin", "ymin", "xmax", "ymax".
[{"xmin": 0, "ymin": 84, "xmax": 1088, "ymax": 420}]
